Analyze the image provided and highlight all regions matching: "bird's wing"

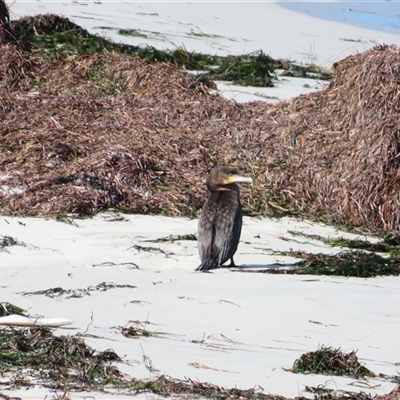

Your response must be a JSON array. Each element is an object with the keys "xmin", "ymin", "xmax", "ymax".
[
  {"xmin": 213, "ymin": 194, "xmax": 242, "ymax": 265},
  {"xmin": 198, "ymin": 195, "xmax": 218, "ymax": 261}
]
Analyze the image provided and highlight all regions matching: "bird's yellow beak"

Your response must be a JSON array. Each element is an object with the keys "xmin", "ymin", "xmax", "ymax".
[{"xmin": 227, "ymin": 174, "xmax": 253, "ymax": 184}]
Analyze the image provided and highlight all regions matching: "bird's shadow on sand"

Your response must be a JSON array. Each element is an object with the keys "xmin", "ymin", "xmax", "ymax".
[
  {"xmin": 230, "ymin": 263, "xmax": 298, "ymax": 272},
  {"xmin": 196, "ymin": 263, "xmax": 298, "ymax": 273}
]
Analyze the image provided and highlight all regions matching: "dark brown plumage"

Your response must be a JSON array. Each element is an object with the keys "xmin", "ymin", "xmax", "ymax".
[{"xmin": 196, "ymin": 166, "xmax": 253, "ymax": 272}]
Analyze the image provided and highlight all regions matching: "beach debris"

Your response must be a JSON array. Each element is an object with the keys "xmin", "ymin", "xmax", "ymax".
[
  {"xmin": 250, "ymin": 230, "xmax": 400, "ymax": 277},
  {"xmin": 287, "ymin": 230, "xmax": 400, "ymax": 255},
  {"xmin": 92, "ymin": 261, "xmax": 139, "ymax": 268},
  {"xmin": 0, "ymin": 325, "xmax": 123, "ymax": 390},
  {"xmin": 291, "ymin": 346, "xmax": 374, "ymax": 378},
  {"xmin": 0, "ymin": 235, "xmax": 25, "ymax": 252},
  {"xmin": 143, "ymin": 233, "xmax": 197, "ymax": 243},
  {"xmin": 124, "ymin": 299, "xmax": 151, "ymax": 306},
  {"xmin": 219, "ymin": 299, "xmax": 241, "ymax": 307},
  {"xmin": 0, "ymin": 302, "xmax": 25, "ymax": 317},
  {"xmin": 21, "ymin": 281, "xmax": 137, "ymax": 299},
  {"xmin": 0, "ymin": 302, "xmax": 71, "ymax": 327},
  {"xmin": 265, "ymin": 249, "xmax": 400, "ymax": 277},
  {"xmin": 115, "ymin": 319, "xmax": 173, "ymax": 340},
  {"xmin": 132, "ymin": 244, "xmax": 174, "ymax": 256},
  {"xmin": 0, "ymin": 314, "xmax": 72, "ymax": 327},
  {"xmin": 303, "ymin": 385, "xmax": 334, "ymax": 395},
  {"xmin": 142, "ymin": 353, "xmax": 160, "ymax": 374},
  {"xmin": 188, "ymin": 361, "xmax": 239, "ymax": 374},
  {"xmin": 205, "ymin": 50, "xmax": 276, "ymax": 87}
]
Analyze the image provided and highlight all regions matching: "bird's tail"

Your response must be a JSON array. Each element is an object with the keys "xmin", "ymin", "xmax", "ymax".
[{"xmin": 196, "ymin": 259, "xmax": 218, "ymax": 272}]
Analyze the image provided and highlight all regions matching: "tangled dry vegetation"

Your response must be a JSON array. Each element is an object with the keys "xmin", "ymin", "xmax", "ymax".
[
  {"xmin": 266, "ymin": 46, "xmax": 400, "ymax": 232},
  {"xmin": 292, "ymin": 346, "xmax": 374, "ymax": 379},
  {"xmin": 1, "ymin": 15, "xmax": 400, "ymax": 234}
]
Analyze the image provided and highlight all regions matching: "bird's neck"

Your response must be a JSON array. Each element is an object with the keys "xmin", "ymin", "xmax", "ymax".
[{"xmin": 208, "ymin": 183, "xmax": 240, "ymax": 193}]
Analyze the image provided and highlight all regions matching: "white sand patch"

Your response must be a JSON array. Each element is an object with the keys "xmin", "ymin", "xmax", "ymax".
[
  {"xmin": 214, "ymin": 75, "xmax": 327, "ymax": 103},
  {"xmin": 1, "ymin": 213, "xmax": 399, "ymax": 398},
  {"xmin": 9, "ymin": 1, "xmax": 400, "ymax": 66}
]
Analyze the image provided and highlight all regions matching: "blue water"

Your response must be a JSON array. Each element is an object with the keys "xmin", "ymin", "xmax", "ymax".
[{"xmin": 278, "ymin": 1, "xmax": 400, "ymax": 36}]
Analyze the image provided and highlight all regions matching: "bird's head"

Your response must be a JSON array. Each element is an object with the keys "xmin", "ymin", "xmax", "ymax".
[{"xmin": 206, "ymin": 166, "xmax": 253, "ymax": 192}]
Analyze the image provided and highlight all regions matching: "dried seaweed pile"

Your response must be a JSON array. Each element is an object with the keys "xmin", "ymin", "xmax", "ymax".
[
  {"xmin": 0, "ymin": 44, "xmax": 263, "ymax": 217},
  {"xmin": 252, "ymin": 44, "xmax": 400, "ymax": 231},
  {"xmin": 1, "ymin": 19, "xmax": 400, "ymax": 230},
  {"xmin": 292, "ymin": 346, "xmax": 374, "ymax": 378}
]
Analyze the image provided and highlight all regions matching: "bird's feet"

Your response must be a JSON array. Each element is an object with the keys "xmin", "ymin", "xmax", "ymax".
[{"xmin": 196, "ymin": 259, "xmax": 219, "ymax": 272}]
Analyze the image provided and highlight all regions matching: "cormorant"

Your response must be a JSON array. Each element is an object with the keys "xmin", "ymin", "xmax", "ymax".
[{"xmin": 196, "ymin": 166, "xmax": 253, "ymax": 272}]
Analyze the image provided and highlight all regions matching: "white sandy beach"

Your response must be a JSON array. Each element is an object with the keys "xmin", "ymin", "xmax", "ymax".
[
  {"xmin": 2, "ymin": 1, "xmax": 400, "ymax": 399},
  {"xmin": 10, "ymin": 1, "xmax": 400, "ymax": 64},
  {"xmin": 1, "ymin": 213, "xmax": 400, "ymax": 399}
]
